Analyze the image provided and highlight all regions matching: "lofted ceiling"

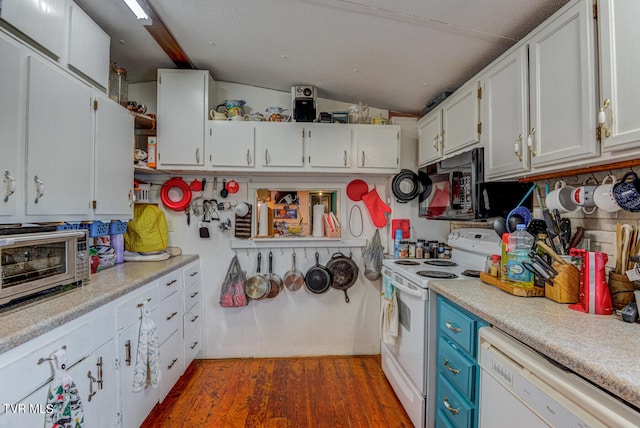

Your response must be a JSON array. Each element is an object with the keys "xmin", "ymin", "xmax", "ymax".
[{"xmin": 74, "ymin": 0, "xmax": 571, "ymax": 114}]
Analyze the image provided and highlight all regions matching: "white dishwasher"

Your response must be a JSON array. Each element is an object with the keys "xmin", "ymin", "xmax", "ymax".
[{"xmin": 478, "ymin": 327, "xmax": 640, "ymax": 428}]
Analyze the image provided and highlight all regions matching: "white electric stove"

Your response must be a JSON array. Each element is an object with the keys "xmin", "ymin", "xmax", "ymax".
[{"xmin": 380, "ymin": 228, "xmax": 500, "ymax": 428}]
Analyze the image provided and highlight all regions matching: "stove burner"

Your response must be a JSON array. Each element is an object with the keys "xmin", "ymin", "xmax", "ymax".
[
  {"xmin": 424, "ymin": 259, "xmax": 458, "ymax": 267},
  {"xmin": 416, "ymin": 270, "xmax": 458, "ymax": 279},
  {"xmin": 461, "ymin": 270, "xmax": 482, "ymax": 278},
  {"xmin": 394, "ymin": 260, "xmax": 420, "ymax": 266}
]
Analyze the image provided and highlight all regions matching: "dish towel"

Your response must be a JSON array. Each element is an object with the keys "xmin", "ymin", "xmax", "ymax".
[
  {"xmin": 45, "ymin": 348, "xmax": 84, "ymax": 428},
  {"xmin": 132, "ymin": 302, "xmax": 161, "ymax": 392},
  {"xmin": 380, "ymin": 277, "xmax": 399, "ymax": 346}
]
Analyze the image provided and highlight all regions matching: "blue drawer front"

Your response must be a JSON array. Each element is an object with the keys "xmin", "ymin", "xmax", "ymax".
[
  {"xmin": 437, "ymin": 336, "xmax": 476, "ymax": 401},
  {"xmin": 438, "ymin": 299, "xmax": 477, "ymax": 356},
  {"xmin": 436, "ymin": 375, "xmax": 474, "ymax": 428}
]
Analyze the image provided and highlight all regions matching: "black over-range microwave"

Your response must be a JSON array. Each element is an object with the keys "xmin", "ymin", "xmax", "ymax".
[{"xmin": 418, "ymin": 148, "xmax": 532, "ymax": 220}]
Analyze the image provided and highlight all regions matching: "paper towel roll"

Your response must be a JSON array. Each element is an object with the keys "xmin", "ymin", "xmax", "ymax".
[
  {"xmin": 312, "ymin": 204, "xmax": 325, "ymax": 237},
  {"xmin": 259, "ymin": 202, "xmax": 268, "ymax": 236}
]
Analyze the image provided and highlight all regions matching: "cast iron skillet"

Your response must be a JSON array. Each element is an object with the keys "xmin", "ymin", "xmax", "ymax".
[
  {"xmin": 305, "ymin": 252, "xmax": 332, "ymax": 294},
  {"xmin": 326, "ymin": 252, "xmax": 359, "ymax": 303}
]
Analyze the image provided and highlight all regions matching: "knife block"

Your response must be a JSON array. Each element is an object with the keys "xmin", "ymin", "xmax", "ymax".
[{"xmin": 545, "ymin": 262, "xmax": 580, "ymax": 303}]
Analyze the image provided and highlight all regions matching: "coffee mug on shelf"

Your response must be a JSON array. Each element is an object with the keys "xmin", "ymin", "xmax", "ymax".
[
  {"xmin": 613, "ymin": 172, "xmax": 640, "ymax": 212},
  {"xmin": 571, "ymin": 177, "xmax": 598, "ymax": 214},
  {"xmin": 209, "ymin": 110, "xmax": 227, "ymax": 120},
  {"xmin": 593, "ymin": 175, "xmax": 621, "ymax": 213},
  {"xmin": 545, "ymin": 180, "xmax": 579, "ymax": 214}
]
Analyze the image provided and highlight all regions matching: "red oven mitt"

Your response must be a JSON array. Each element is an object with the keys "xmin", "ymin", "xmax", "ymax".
[{"xmin": 361, "ymin": 188, "xmax": 392, "ymax": 228}]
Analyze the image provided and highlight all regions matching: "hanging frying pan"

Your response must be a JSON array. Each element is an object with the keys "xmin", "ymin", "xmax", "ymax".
[
  {"xmin": 160, "ymin": 177, "xmax": 192, "ymax": 211},
  {"xmin": 283, "ymin": 252, "xmax": 305, "ymax": 291},
  {"xmin": 326, "ymin": 252, "xmax": 359, "ymax": 303},
  {"xmin": 266, "ymin": 251, "xmax": 283, "ymax": 298},
  {"xmin": 305, "ymin": 252, "xmax": 332, "ymax": 294},
  {"xmin": 391, "ymin": 169, "xmax": 420, "ymax": 203},
  {"xmin": 418, "ymin": 171, "xmax": 433, "ymax": 203},
  {"xmin": 245, "ymin": 252, "xmax": 270, "ymax": 300}
]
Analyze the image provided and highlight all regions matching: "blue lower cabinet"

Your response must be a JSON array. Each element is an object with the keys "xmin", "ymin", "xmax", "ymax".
[
  {"xmin": 435, "ymin": 296, "xmax": 487, "ymax": 428},
  {"xmin": 436, "ymin": 376, "xmax": 474, "ymax": 428}
]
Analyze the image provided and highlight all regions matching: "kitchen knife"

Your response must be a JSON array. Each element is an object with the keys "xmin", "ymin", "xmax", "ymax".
[
  {"xmin": 568, "ymin": 226, "xmax": 585, "ymax": 250},
  {"xmin": 528, "ymin": 251, "xmax": 559, "ymax": 277},
  {"xmin": 552, "ymin": 209, "xmax": 568, "ymax": 252},
  {"xmin": 542, "ymin": 209, "xmax": 563, "ymax": 254}
]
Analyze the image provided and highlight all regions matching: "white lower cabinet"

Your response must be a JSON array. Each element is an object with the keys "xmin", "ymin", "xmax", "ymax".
[
  {"xmin": 159, "ymin": 331, "xmax": 182, "ymax": 402},
  {"xmin": 183, "ymin": 262, "xmax": 202, "ymax": 371}
]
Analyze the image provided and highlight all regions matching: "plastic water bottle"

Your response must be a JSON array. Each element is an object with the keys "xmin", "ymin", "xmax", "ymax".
[
  {"xmin": 394, "ymin": 229, "xmax": 403, "ymax": 258},
  {"xmin": 507, "ymin": 224, "xmax": 535, "ymax": 287},
  {"xmin": 110, "ymin": 233, "xmax": 124, "ymax": 264}
]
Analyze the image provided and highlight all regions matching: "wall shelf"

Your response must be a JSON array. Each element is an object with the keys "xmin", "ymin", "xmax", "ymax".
[{"xmin": 230, "ymin": 238, "xmax": 366, "ymax": 250}]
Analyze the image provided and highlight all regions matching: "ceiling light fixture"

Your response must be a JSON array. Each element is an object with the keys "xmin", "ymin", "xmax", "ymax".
[{"xmin": 122, "ymin": 0, "xmax": 149, "ymax": 20}]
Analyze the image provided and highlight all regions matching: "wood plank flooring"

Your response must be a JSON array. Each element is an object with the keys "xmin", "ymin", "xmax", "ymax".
[{"xmin": 142, "ymin": 355, "xmax": 414, "ymax": 428}]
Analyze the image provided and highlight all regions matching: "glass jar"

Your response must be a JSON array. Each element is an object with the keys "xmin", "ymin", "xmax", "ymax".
[
  {"xmin": 109, "ymin": 65, "xmax": 128, "ymax": 107},
  {"xmin": 399, "ymin": 241, "xmax": 409, "ymax": 258},
  {"xmin": 408, "ymin": 242, "xmax": 416, "ymax": 258}
]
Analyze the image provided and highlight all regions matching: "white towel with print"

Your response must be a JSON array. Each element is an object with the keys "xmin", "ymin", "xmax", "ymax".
[
  {"xmin": 132, "ymin": 302, "xmax": 161, "ymax": 392},
  {"xmin": 45, "ymin": 348, "xmax": 84, "ymax": 428},
  {"xmin": 380, "ymin": 276, "xmax": 398, "ymax": 346}
]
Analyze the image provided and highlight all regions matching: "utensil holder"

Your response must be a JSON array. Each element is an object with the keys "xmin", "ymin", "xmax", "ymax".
[{"xmin": 608, "ymin": 272, "xmax": 636, "ymax": 310}]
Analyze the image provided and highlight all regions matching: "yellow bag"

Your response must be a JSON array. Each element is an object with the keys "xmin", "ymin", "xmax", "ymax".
[{"xmin": 124, "ymin": 205, "xmax": 169, "ymax": 252}]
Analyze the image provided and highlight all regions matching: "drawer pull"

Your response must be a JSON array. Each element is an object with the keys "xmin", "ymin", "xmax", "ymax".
[
  {"xmin": 87, "ymin": 371, "xmax": 97, "ymax": 402},
  {"xmin": 190, "ymin": 271, "xmax": 198, "ymax": 277},
  {"xmin": 167, "ymin": 358, "xmax": 178, "ymax": 370},
  {"xmin": 96, "ymin": 356, "xmax": 104, "ymax": 390},
  {"xmin": 37, "ymin": 345, "xmax": 67, "ymax": 366},
  {"xmin": 166, "ymin": 279, "xmax": 177, "ymax": 286},
  {"xmin": 190, "ymin": 291, "xmax": 199, "ymax": 298},
  {"xmin": 190, "ymin": 341, "xmax": 199, "ymax": 350},
  {"xmin": 443, "ymin": 397, "xmax": 459, "ymax": 415},
  {"xmin": 443, "ymin": 359, "xmax": 460, "ymax": 375},
  {"xmin": 137, "ymin": 298, "xmax": 151, "ymax": 308},
  {"xmin": 445, "ymin": 321, "xmax": 461, "ymax": 334},
  {"xmin": 166, "ymin": 311, "xmax": 178, "ymax": 321},
  {"xmin": 125, "ymin": 340, "xmax": 132, "ymax": 366},
  {"xmin": 190, "ymin": 314, "xmax": 199, "ymax": 323}
]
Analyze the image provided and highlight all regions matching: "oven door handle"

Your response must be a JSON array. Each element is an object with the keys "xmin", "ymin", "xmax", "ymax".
[
  {"xmin": 391, "ymin": 280, "xmax": 425, "ymax": 298},
  {"xmin": 0, "ymin": 230, "xmax": 86, "ymax": 247}
]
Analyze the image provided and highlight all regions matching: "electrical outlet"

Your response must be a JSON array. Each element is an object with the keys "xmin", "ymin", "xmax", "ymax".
[{"xmin": 167, "ymin": 217, "xmax": 174, "ymax": 232}]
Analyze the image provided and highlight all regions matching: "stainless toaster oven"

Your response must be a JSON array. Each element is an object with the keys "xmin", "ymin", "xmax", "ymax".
[{"xmin": 0, "ymin": 228, "xmax": 90, "ymax": 306}]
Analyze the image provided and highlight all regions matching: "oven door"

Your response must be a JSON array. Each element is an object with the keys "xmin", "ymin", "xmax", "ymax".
[
  {"xmin": 381, "ymin": 270, "xmax": 428, "ymax": 394},
  {"xmin": 0, "ymin": 230, "xmax": 84, "ymax": 305}
]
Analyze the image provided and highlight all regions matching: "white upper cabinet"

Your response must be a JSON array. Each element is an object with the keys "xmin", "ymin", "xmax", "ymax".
[
  {"xmin": 355, "ymin": 125, "xmax": 400, "ymax": 170},
  {"xmin": 0, "ymin": 0, "xmax": 66, "ymax": 58},
  {"xmin": 26, "ymin": 55, "xmax": 92, "ymax": 216},
  {"xmin": 93, "ymin": 92, "xmax": 134, "ymax": 218},
  {"xmin": 527, "ymin": 0, "xmax": 597, "ymax": 168},
  {"xmin": 157, "ymin": 69, "xmax": 216, "ymax": 169},
  {"xmin": 482, "ymin": 46, "xmax": 530, "ymax": 179},
  {"xmin": 255, "ymin": 123, "xmax": 305, "ymax": 168},
  {"xmin": 417, "ymin": 109, "xmax": 443, "ymax": 166},
  {"xmin": 306, "ymin": 123, "xmax": 352, "ymax": 168},
  {"xmin": 207, "ymin": 121, "xmax": 255, "ymax": 168},
  {"xmin": 442, "ymin": 81, "xmax": 481, "ymax": 156},
  {"xmin": 598, "ymin": 0, "xmax": 640, "ymax": 152},
  {"xmin": 68, "ymin": 2, "xmax": 110, "ymax": 88},
  {"xmin": 0, "ymin": 32, "xmax": 23, "ymax": 217}
]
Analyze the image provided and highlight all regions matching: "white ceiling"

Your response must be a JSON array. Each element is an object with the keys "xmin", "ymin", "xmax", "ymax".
[{"xmin": 74, "ymin": 0, "xmax": 571, "ymax": 114}]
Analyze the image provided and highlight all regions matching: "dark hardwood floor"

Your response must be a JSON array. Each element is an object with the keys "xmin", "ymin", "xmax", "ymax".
[{"xmin": 142, "ymin": 355, "xmax": 414, "ymax": 427}]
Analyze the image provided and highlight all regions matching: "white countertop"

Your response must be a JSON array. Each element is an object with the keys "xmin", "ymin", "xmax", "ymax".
[{"xmin": 428, "ymin": 278, "xmax": 640, "ymax": 410}]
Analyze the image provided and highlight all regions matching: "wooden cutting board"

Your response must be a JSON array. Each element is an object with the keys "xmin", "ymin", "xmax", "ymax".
[{"xmin": 479, "ymin": 272, "xmax": 545, "ymax": 297}]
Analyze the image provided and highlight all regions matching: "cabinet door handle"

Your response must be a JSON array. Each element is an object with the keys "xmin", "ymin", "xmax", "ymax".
[
  {"xmin": 527, "ymin": 128, "xmax": 537, "ymax": 156},
  {"xmin": 598, "ymin": 98, "xmax": 611, "ymax": 139},
  {"xmin": 343, "ymin": 150, "xmax": 348, "ymax": 166},
  {"xmin": 166, "ymin": 311, "xmax": 178, "ymax": 321},
  {"xmin": 440, "ymin": 130, "xmax": 445, "ymax": 148},
  {"xmin": 443, "ymin": 359, "xmax": 460, "ymax": 375},
  {"xmin": 361, "ymin": 151, "xmax": 365, "ymax": 167},
  {"xmin": 195, "ymin": 148, "xmax": 200, "ymax": 163},
  {"xmin": 265, "ymin": 149, "xmax": 270, "ymax": 165},
  {"xmin": 96, "ymin": 356, "xmax": 104, "ymax": 390},
  {"xmin": 433, "ymin": 134, "xmax": 439, "ymax": 152},
  {"xmin": 190, "ymin": 291, "xmax": 199, "ymax": 298},
  {"xmin": 443, "ymin": 397, "xmax": 459, "ymax": 415},
  {"xmin": 190, "ymin": 341, "xmax": 199, "ymax": 350},
  {"xmin": 166, "ymin": 279, "xmax": 177, "ymax": 287},
  {"xmin": 87, "ymin": 371, "xmax": 98, "ymax": 402},
  {"xmin": 445, "ymin": 320, "xmax": 461, "ymax": 333},
  {"xmin": 191, "ymin": 314, "xmax": 199, "ymax": 323},
  {"xmin": 3, "ymin": 170, "xmax": 16, "ymax": 203},
  {"xmin": 125, "ymin": 340, "xmax": 132, "ymax": 366},
  {"xmin": 514, "ymin": 134, "xmax": 523, "ymax": 161},
  {"xmin": 33, "ymin": 175, "xmax": 45, "ymax": 204},
  {"xmin": 190, "ymin": 271, "xmax": 198, "ymax": 277},
  {"xmin": 246, "ymin": 149, "xmax": 252, "ymax": 165},
  {"xmin": 167, "ymin": 358, "xmax": 178, "ymax": 370}
]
